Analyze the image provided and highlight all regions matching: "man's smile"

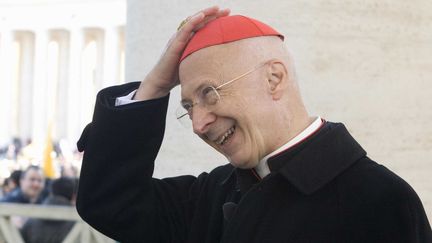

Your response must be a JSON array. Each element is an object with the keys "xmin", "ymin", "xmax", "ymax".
[{"xmin": 215, "ymin": 125, "xmax": 236, "ymax": 145}]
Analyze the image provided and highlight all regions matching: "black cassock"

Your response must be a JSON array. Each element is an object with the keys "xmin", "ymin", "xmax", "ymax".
[{"xmin": 76, "ymin": 82, "xmax": 432, "ymax": 243}]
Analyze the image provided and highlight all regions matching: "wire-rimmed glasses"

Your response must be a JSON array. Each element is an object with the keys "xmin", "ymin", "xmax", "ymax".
[{"xmin": 175, "ymin": 60, "xmax": 269, "ymax": 128}]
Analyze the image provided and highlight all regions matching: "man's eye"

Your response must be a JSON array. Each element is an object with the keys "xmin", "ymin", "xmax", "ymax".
[
  {"xmin": 202, "ymin": 86, "xmax": 215, "ymax": 96},
  {"xmin": 201, "ymin": 86, "xmax": 219, "ymax": 105}
]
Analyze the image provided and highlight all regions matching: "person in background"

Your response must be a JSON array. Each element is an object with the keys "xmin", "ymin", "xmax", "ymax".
[
  {"xmin": 1, "ymin": 170, "xmax": 22, "ymax": 198},
  {"xmin": 1, "ymin": 166, "xmax": 46, "ymax": 228},
  {"xmin": 2, "ymin": 178, "xmax": 15, "ymax": 197},
  {"xmin": 21, "ymin": 177, "xmax": 77, "ymax": 243},
  {"xmin": 9, "ymin": 170, "xmax": 22, "ymax": 187},
  {"xmin": 0, "ymin": 170, "xmax": 22, "ymax": 198},
  {"xmin": 1, "ymin": 166, "xmax": 45, "ymax": 204}
]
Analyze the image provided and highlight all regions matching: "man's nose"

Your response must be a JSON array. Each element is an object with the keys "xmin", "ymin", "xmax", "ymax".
[
  {"xmin": 31, "ymin": 181, "xmax": 42, "ymax": 187},
  {"xmin": 192, "ymin": 106, "xmax": 216, "ymax": 135}
]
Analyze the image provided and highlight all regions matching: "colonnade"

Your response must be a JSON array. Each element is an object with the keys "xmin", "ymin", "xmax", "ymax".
[{"xmin": 0, "ymin": 26, "xmax": 125, "ymax": 146}]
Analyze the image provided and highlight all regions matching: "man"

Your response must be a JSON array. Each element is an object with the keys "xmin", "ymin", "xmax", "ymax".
[
  {"xmin": 21, "ymin": 177, "xmax": 77, "ymax": 243},
  {"xmin": 1, "ymin": 166, "xmax": 45, "ymax": 204},
  {"xmin": 1, "ymin": 166, "xmax": 46, "ymax": 229},
  {"xmin": 76, "ymin": 6, "xmax": 432, "ymax": 243}
]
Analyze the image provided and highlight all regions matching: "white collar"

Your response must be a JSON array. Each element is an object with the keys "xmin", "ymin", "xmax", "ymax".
[{"xmin": 254, "ymin": 117, "xmax": 324, "ymax": 179}]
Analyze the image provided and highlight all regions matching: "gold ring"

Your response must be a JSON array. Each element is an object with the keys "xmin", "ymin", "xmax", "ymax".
[{"xmin": 177, "ymin": 17, "xmax": 189, "ymax": 31}]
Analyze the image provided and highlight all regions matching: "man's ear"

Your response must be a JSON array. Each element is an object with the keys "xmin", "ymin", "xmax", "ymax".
[{"xmin": 266, "ymin": 60, "xmax": 288, "ymax": 100}]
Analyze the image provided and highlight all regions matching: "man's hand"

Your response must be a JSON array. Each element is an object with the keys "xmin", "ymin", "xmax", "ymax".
[{"xmin": 135, "ymin": 6, "xmax": 230, "ymax": 100}]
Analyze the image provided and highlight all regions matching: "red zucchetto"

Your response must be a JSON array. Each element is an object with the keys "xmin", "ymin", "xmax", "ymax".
[{"xmin": 180, "ymin": 15, "xmax": 284, "ymax": 62}]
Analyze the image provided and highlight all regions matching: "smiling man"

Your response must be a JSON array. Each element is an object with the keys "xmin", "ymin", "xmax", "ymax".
[
  {"xmin": 76, "ymin": 7, "xmax": 431, "ymax": 243},
  {"xmin": 178, "ymin": 33, "xmax": 310, "ymax": 171},
  {"xmin": 1, "ymin": 165, "xmax": 45, "ymax": 204}
]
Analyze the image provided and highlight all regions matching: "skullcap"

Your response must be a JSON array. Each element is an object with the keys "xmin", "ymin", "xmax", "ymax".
[{"xmin": 180, "ymin": 15, "xmax": 284, "ymax": 62}]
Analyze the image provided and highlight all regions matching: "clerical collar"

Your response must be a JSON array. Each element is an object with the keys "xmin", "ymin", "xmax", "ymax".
[{"xmin": 254, "ymin": 117, "xmax": 324, "ymax": 179}]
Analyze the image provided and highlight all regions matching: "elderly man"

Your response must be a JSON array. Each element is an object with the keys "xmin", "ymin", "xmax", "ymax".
[{"xmin": 76, "ymin": 6, "xmax": 431, "ymax": 243}]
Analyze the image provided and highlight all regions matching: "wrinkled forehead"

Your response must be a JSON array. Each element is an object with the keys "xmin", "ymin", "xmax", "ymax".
[
  {"xmin": 179, "ymin": 44, "xmax": 240, "ymax": 99},
  {"xmin": 179, "ymin": 38, "xmax": 264, "ymax": 99}
]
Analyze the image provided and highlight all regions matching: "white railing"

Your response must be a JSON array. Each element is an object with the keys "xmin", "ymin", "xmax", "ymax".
[{"xmin": 0, "ymin": 203, "xmax": 116, "ymax": 243}]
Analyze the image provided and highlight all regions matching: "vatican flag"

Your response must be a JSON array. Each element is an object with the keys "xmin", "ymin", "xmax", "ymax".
[{"xmin": 43, "ymin": 125, "xmax": 56, "ymax": 178}]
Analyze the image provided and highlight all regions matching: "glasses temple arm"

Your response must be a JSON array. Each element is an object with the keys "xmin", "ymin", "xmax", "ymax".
[{"xmin": 215, "ymin": 62, "xmax": 265, "ymax": 89}]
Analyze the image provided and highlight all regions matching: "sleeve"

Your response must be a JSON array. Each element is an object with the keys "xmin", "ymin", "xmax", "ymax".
[
  {"xmin": 377, "ymin": 185, "xmax": 432, "ymax": 243},
  {"xmin": 115, "ymin": 89, "xmax": 139, "ymax": 106},
  {"xmin": 375, "ymin": 167, "xmax": 432, "ymax": 243},
  {"xmin": 342, "ymin": 161, "xmax": 432, "ymax": 243},
  {"xmin": 397, "ymin": 186, "xmax": 432, "ymax": 242},
  {"xmin": 76, "ymin": 82, "xmax": 203, "ymax": 242}
]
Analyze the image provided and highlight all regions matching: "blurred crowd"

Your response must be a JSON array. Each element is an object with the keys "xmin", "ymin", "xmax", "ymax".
[{"xmin": 0, "ymin": 137, "xmax": 82, "ymax": 243}]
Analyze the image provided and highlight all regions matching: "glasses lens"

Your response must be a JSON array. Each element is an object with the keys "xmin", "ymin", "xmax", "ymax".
[
  {"xmin": 175, "ymin": 86, "xmax": 221, "ymax": 129},
  {"xmin": 201, "ymin": 86, "xmax": 220, "ymax": 106}
]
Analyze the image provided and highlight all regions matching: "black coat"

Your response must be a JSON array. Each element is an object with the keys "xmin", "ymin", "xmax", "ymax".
[
  {"xmin": 0, "ymin": 188, "xmax": 43, "ymax": 204},
  {"xmin": 76, "ymin": 82, "xmax": 432, "ymax": 243},
  {"xmin": 21, "ymin": 196, "xmax": 75, "ymax": 243}
]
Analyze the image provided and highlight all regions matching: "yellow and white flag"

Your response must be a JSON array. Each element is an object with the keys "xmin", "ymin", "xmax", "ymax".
[{"xmin": 42, "ymin": 124, "xmax": 56, "ymax": 178}]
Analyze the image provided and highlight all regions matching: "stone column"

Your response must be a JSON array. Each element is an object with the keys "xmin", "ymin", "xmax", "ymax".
[
  {"xmin": 103, "ymin": 26, "xmax": 120, "ymax": 87},
  {"xmin": 66, "ymin": 28, "xmax": 83, "ymax": 144},
  {"xmin": 0, "ymin": 30, "xmax": 14, "ymax": 145},
  {"xmin": 31, "ymin": 29, "xmax": 49, "ymax": 143},
  {"xmin": 17, "ymin": 32, "xmax": 35, "ymax": 141},
  {"xmin": 51, "ymin": 30, "xmax": 70, "ymax": 140}
]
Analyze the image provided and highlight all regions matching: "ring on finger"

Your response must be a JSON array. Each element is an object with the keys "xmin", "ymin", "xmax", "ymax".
[{"xmin": 177, "ymin": 17, "xmax": 190, "ymax": 31}]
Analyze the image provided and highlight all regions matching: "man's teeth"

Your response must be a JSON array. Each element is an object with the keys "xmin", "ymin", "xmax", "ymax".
[{"xmin": 216, "ymin": 126, "xmax": 235, "ymax": 145}]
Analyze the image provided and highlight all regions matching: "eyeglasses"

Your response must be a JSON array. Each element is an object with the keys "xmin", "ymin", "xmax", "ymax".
[{"xmin": 176, "ymin": 60, "xmax": 269, "ymax": 128}]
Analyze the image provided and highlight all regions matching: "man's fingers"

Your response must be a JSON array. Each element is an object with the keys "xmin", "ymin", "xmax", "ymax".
[
  {"xmin": 215, "ymin": 8, "xmax": 230, "ymax": 18},
  {"xmin": 199, "ymin": 6, "xmax": 221, "ymax": 17},
  {"xmin": 178, "ymin": 5, "xmax": 219, "ymax": 32},
  {"xmin": 178, "ymin": 7, "xmax": 230, "ymax": 39},
  {"xmin": 169, "ymin": 7, "xmax": 231, "ymax": 57},
  {"xmin": 176, "ymin": 12, "xmax": 205, "ymax": 42},
  {"xmin": 194, "ymin": 8, "xmax": 230, "ymax": 31},
  {"xmin": 142, "ymin": 6, "xmax": 230, "ymax": 98}
]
